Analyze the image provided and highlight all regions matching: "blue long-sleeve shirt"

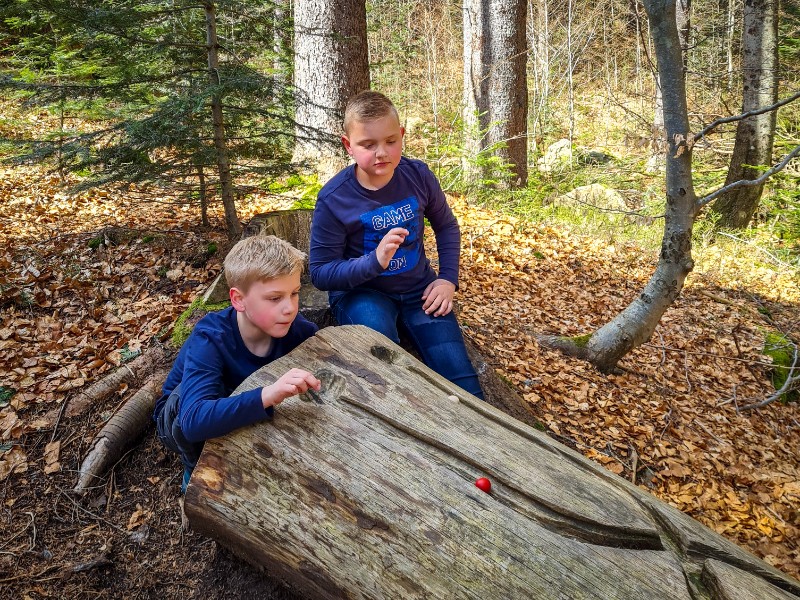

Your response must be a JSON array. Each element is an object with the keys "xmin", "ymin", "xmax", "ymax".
[
  {"xmin": 309, "ymin": 157, "xmax": 460, "ymax": 300},
  {"xmin": 154, "ymin": 306, "xmax": 318, "ymax": 443}
]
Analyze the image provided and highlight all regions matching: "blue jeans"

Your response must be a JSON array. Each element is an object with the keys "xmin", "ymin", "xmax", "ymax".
[
  {"xmin": 155, "ymin": 385, "xmax": 204, "ymax": 476},
  {"xmin": 331, "ymin": 289, "xmax": 484, "ymax": 399}
]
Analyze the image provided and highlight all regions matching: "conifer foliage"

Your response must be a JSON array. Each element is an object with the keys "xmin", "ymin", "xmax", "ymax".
[{"xmin": 1, "ymin": 0, "xmax": 294, "ymax": 238}]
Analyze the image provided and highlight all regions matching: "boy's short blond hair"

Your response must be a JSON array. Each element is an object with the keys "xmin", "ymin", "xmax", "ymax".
[
  {"xmin": 343, "ymin": 90, "xmax": 400, "ymax": 134},
  {"xmin": 224, "ymin": 235, "xmax": 305, "ymax": 292}
]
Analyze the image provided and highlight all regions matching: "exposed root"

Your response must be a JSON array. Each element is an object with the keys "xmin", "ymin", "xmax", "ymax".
[
  {"xmin": 74, "ymin": 369, "xmax": 169, "ymax": 495},
  {"xmin": 66, "ymin": 345, "xmax": 170, "ymax": 418}
]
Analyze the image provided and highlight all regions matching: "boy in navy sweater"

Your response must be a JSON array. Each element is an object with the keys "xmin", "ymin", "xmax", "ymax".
[
  {"xmin": 154, "ymin": 235, "xmax": 321, "ymax": 493},
  {"xmin": 309, "ymin": 91, "xmax": 483, "ymax": 400}
]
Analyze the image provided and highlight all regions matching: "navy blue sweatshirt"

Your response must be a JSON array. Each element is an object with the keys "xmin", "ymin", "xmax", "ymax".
[
  {"xmin": 309, "ymin": 157, "xmax": 460, "ymax": 300},
  {"xmin": 154, "ymin": 306, "xmax": 317, "ymax": 443}
]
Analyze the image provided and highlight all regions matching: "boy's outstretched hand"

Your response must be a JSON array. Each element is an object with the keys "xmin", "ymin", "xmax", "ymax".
[
  {"xmin": 261, "ymin": 368, "xmax": 321, "ymax": 409},
  {"xmin": 422, "ymin": 278, "xmax": 456, "ymax": 317},
  {"xmin": 376, "ymin": 227, "xmax": 409, "ymax": 269}
]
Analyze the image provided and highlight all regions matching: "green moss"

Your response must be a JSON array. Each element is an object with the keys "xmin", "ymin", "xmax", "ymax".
[
  {"xmin": 142, "ymin": 234, "xmax": 155, "ymax": 243},
  {"xmin": 88, "ymin": 236, "xmax": 103, "ymax": 249},
  {"xmin": 170, "ymin": 297, "xmax": 231, "ymax": 347},
  {"xmin": 763, "ymin": 331, "xmax": 798, "ymax": 402},
  {"xmin": 0, "ymin": 386, "xmax": 15, "ymax": 408},
  {"xmin": 569, "ymin": 333, "xmax": 593, "ymax": 348}
]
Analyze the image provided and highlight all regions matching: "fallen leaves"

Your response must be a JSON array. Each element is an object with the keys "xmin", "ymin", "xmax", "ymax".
[
  {"xmin": 43, "ymin": 440, "xmax": 61, "ymax": 474},
  {"xmin": 447, "ymin": 194, "xmax": 800, "ymax": 579}
]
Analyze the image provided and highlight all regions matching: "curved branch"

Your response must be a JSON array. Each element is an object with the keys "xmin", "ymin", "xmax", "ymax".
[
  {"xmin": 694, "ymin": 91, "xmax": 800, "ymax": 144},
  {"xmin": 741, "ymin": 343, "xmax": 799, "ymax": 411},
  {"xmin": 697, "ymin": 145, "xmax": 800, "ymax": 207}
]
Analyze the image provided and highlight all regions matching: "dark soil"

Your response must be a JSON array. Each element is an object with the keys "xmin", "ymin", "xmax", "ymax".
[{"xmin": 0, "ymin": 411, "xmax": 305, "ymax": 599}]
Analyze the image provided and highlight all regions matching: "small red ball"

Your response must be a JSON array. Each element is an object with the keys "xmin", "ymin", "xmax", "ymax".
[{"xmin": 475, "ymin": 477, "xmax": 491, "ymax": 493}]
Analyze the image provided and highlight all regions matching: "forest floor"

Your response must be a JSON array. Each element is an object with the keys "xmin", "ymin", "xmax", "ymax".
[{"xmin": 0, "ymin": 157, "xmax": 799, "ymax": 598}]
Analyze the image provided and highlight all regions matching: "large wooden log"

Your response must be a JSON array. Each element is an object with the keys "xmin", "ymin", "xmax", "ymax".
[{"xmin": 184, "ymin": 325, "xmax": 800, "ymax": 600}]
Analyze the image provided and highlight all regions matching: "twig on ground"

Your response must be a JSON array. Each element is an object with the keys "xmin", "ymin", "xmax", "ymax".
[
  {"xmin": 741, "ymin": 343, "xmax": 799, "ymax": 411},
  {"xmin": 0, "ymin": 511, "xmax": 36, "ymax": 551}
]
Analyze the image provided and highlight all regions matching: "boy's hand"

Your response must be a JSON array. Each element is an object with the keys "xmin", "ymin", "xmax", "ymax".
[
  {"xmin": 261, "ymin": 368, "xmax": 321, "ymax": 409},
  {"xmin": 376, "ymin": 227, "xmax": 409, "ymax": 269},
  {"xmin": 422, "ymin": 279, "xmax": 456, "ymax": 317}
]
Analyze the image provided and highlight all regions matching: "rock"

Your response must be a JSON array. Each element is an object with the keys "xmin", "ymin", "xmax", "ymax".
[
  {"xmin": 537, "ymin": 139, "xmax": 573, "ymax": 172},
  {"xmin": 556, "ymin": 183, "xmax": 628, "ymax": 211}
]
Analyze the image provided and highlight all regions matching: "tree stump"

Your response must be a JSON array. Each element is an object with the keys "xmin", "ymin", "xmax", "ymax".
[
  {"xmin": 203, "ymin": 209, "xmax": 331, "ymax": 326},
  {"xmin": 183, "ymin": 325, "xmax": 800, "ymax": 600}
]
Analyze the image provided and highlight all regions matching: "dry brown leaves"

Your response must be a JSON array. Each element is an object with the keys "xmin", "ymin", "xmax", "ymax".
[
  {"xmin": 0, "ymin": 150, "xmax": 798, "ymax": 581},
  {"xmin": 448, "ymin": 196, "xmax": 800, "ymax": 579}
]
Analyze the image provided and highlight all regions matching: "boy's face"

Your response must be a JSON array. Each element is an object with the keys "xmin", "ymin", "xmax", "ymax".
[
  {"xmin": 342, "ymin": 115, "xmax": 405, "ymax": 190},
  {"xmin": 230, "ymin": 272, "xmax": 301, "ymax": 339}
]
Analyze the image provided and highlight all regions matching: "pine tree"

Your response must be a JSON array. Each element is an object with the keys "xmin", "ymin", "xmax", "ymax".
[{"xmin": 1, "ymin": 0, "xmax": 296, "ymax": 238}]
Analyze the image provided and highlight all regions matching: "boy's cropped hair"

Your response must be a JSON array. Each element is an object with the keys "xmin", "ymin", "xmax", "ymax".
[
  {"xmin": 224, "ymin": 235, "xmax": 306, "ymax": 291},
  {"xmin": 343, "ymin": 90, "xmax": 400, "ymax": 134}
]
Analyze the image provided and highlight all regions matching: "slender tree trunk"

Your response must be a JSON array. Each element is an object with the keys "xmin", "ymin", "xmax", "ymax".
[
  {"xmin": 726, "ymin": 0, "xmax": 736, "ymax": 92},
  {"xmin": 292, "ymin": 0, "xmax": 370, "ymax": 183},
  {"xmin": 205, "ymin": 2, "xmax": 241, "ymax": 239},
  {"xmin": 487, "ymin": 0, "xmax": 528, "ymax": 187},
  {"xmin": 649, "ymin": 0, "xmax": 690, "ymax": 173},
  {"xmin": 462, "ymin": 0, "xmax": 490, "ymax": 183},
  {"xmin": 528, "ymin": 0, "xmax": 550, "ymax": 143},
  {"xmin": 197, "ymin": 163, "xmax": 209, "ymax": 227},
  {"xmin": 712, "ymin": 0, "xmax": 779, "ymax": 229},
  {"xmin": 547, "ymin": 0, "xmax": 697, "ymax": 372}
]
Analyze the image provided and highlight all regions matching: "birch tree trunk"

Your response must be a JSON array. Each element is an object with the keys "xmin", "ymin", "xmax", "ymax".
[
  {"xmin": 711, "ymin": 0, "xmax": 779, "ymax": 229},
  {"xmin": 205, "ymin": 2, "xmax": 241, "ymax": 239},
  {"xmin": 292, "ymin": 0, "xmax": 370, "ymax": 183}
]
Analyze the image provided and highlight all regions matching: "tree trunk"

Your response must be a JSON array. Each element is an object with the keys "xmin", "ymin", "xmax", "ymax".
[
  {"xmin": 547, "ymin": 0, "xmax": 698, "ymax": 372},
  {"xmin": 487, "ymin": 0, "xmax": 528, "ymax": 187},
  {"xmin": 462, "ymin": 0, "xmax": 490, "ymax": 183},
  {"xmin": 712, "ymin": 0, "xmax": 778, "ymax": 229},
  {"xmin": 205, "ymin": 2, "xmax": 242, "ymax": 239},
  {"xmin": 292, "ymin": 0, "xmax": 370, "ymax": 183},
  {"xmin": 649, "ymin": 0, "xmax": 690, "ymax": 173},
  {"xmin": 184, "ymin": 326, "xmax": 800, "ymax": 599}
]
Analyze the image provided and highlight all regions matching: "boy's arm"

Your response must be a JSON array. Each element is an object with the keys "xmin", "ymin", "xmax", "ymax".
[
  {"xmin": 177, "ymin": 335, "xmax": 274, "ymax": 443},
  {"xmin": 422, "ymin": 165, "xmax": 461, "ymax": 286},
  {"xmin": 309, "ymin": 200, "xmax": 385, "ymax": 290}
]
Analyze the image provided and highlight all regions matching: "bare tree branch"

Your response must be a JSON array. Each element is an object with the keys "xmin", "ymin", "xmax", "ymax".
[
  {"xmin": 697, "ymin": 145, "xmax": 800, "ymax": 207},
  {"xmin": 693, "ymin": 90, "xmax": 800, "ymax": 144}
]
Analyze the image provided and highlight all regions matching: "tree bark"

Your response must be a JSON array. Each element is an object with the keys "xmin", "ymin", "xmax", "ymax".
[
  {"xmin": 292, "ymin": 0, "xmax": 370, "ymax": 183},
  {"xmin": 487, "ymin": 0, "xmax": 528, "ymax": 187},
  {"xmin": 712, "ymin": 0, "xmax": 779, "ymax": 229},
  {"xmin": 184, "ymin": 326, "xmax": 800, "ymax": 599},
  {"xmin": 462, "ymin": 0, "xmax": 490, "ymax": 183},
  {"xmin": 649, "ymin": 0, "xmax": 690, "ymax": 173},
  {"xmin": 205, "ymin": 2, "xmax": 242, "ymax": 239}
]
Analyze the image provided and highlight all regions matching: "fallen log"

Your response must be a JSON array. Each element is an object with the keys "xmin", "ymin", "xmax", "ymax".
[
  {"xmin": 66, "ymin": 345, "xmax": 170, "ymax": 418},
  {"xmin": 184, "ymin": 325, "xmax": 800, "ymax": 600},
  {"xmin": 74, "ymin": 369, "xmax": 169, "ymax": 494}
]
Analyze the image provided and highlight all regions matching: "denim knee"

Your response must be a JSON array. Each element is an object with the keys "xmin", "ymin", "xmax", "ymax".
[{"xmin": 332, "ymin": 290, "xmax": 401, "ymax": 344}]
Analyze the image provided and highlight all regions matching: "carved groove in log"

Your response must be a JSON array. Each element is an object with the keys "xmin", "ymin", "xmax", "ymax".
[{"xmin": 185, "ymin": 326, "xmax": 800, "ymax": 600}]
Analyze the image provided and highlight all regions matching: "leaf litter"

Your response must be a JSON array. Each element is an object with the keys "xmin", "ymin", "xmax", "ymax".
[{"xmin": 0, "ymin": 158, "xmax": 798, "ymax": 596}]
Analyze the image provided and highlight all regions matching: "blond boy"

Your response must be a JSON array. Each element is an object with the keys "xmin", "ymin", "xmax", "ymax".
[{"xmin": 154, "ymin": 235, "xmax": 320, "ymax": 493}]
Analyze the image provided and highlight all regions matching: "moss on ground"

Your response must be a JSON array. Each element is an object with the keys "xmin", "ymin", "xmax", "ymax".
[
  {"xmin": 171, "ymin": 297, "xmax": 231, "ymax": 347},
  {"xmin": 763, "ymin": 331, "xmax": 798, "ymax": 402}
]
